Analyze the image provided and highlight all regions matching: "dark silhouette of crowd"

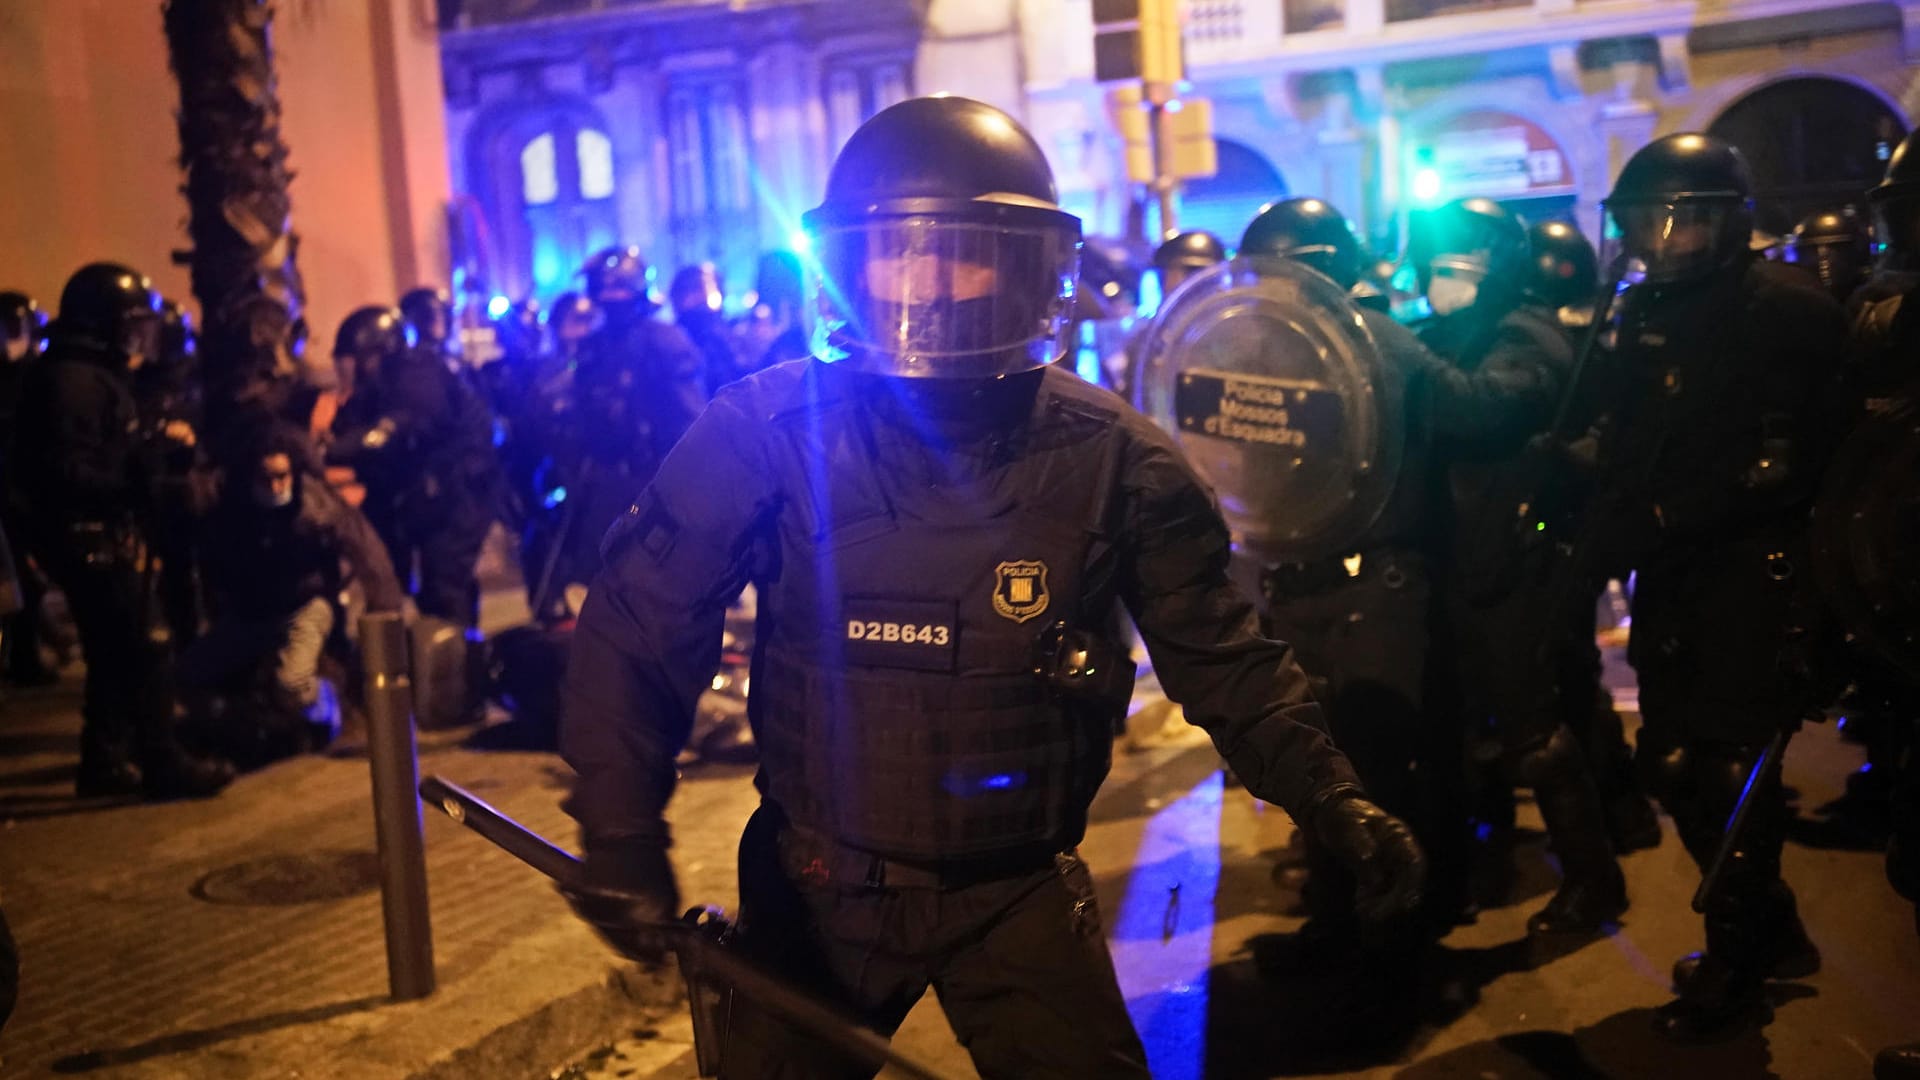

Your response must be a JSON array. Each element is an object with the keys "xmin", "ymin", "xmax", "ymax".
[{"xmin": 0, "ymin": 243, "xmax": 799, "ymax": 800}]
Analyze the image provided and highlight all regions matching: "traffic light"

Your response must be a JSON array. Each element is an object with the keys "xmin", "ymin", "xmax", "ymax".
[{"xmin": 1092, "ymin": 0, "xmax": 1182, "ymax": 85}]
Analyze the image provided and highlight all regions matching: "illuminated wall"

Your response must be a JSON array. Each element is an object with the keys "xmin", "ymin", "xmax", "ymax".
[
  {"xmin": 1020, "ymin": 0, "xmax": 1920, "ymax": 257},
  {"xmin": 0, "ymin": 0, "xmax": 451, "ymax": 360}
]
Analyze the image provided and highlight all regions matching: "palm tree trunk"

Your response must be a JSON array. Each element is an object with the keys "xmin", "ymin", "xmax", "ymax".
[{"xmin": 163, "ymin": 0, "xmax": 311, "ymax": 442}]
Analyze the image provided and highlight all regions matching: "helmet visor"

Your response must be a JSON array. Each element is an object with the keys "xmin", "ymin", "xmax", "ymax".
[
  {"xmin": 1604, "ymin": 200, "xmax": 1734, "ymax": 283},
  {"xmin": 813, "ymin": 216, "xmax": 1079, "ymax": 378}
]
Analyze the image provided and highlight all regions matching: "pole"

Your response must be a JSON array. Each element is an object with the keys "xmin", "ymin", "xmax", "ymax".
[
  {"xmin": 364, "ymin": 612, "xmax": 436, "ymax": 1000},
  {"xmin": 1146, "ymin": 85, "xmax": 1178, "ymax": 240}
]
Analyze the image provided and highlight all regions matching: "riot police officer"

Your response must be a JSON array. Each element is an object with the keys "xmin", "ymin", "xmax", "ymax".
[
  {"xmin": 1854, "ymin": 132, "xmax": 1920, "ymax": 403},
  {"xmin": 541, "ymin": 246, "xmax": 705, "ymax": 619},
  {"xmin": 399, "ymin": 286, "xmax": 455, "ymax": 366},
  {"xmin": 1784, "ymin": 208, "xmax": 1873, "ymax": 306},
  {"xmin": 1525, "ymin": 220, "xmax": 1601, "ymax": 328},
  {"xmin": 1518, "ymin": 221, "xmax": 1661, "ymax": 851},
  {"xmin": 1412, "ymin": 197, "xmax": 1630, "ymax": 937},
  {"xmin": 329, "ymin": 304, "xmax": 499, "ymax": 626},
  {"xmin": 732, "ymin": 250, "xmax": 811, "ymax": 376},
  {"xmin": 669, "ymin": 262, "xmax": 739, "ymax": 396},
  {"xmin": 1588, "ymin": 133, "xmax": 1845, "ymax": 1039},
  {"xmin": 1233, "ymin": 197, "xmax": 1460, "ymax": 950},
  {"xmin": 135, "ymin": 299, "xmax": 206, "ymax": 649},
  {"xmin": 0, "ymin": 291, "xmax": 52, "ymax": 684},
  {"xmin": 559, "ymin": 97, "xmax": 1425, "ymax": 1078},
  {"xmin": 8, "ymin": 264, "xmax": 233, "ymax": 798},
  {"xmin": 1152, "ymin": 229, "xmax": 1227, "ymax": 298}
]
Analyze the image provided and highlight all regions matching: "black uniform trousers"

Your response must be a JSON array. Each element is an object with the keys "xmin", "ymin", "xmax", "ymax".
[
  {"xmin": 719, "ymin": 806, "xmax": 1152, "ymax": 1080},
  {"xmin": 31, "ymin": 527, "xmax": 172, "ymax": 764},
  {"xmin": 1629, "ymin": 525, "xmax": 1815, "ymax": 968},
  {"xmin": 366, "ymin": 492, "xmax": 491, "ymax": 627},
  {"xmin": 1261, "ymin": 548, "xmax": 1457, "ymax": 929}
]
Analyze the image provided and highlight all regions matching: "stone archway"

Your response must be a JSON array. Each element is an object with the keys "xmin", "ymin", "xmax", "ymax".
[{"xmin": 1708, "ymin": 76, "xmax": 1907, "ymax": 235}]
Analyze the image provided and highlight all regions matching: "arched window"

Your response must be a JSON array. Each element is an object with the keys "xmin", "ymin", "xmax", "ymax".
[
  {"xmin": 1181, "ymin": 139, "xmax": 1288, "ymax": 244},
  {"xmin": 521, "ymin": 134, "xmax": 558, "ymax": 205},
  {"xmin": 469, "ymin": 102, "xmax": 623, "ymax": 299},
  {"xmin": 1709, "ymin": 78, "xmax": 1907, "ymax": 234}
]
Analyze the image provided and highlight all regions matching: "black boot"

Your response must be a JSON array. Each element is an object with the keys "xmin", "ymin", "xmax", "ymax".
[
  {"xmin": 1876, "ymin": 1042, "xmax": 1920, "ymax": 1080},
  {"xmin": 139, "ymin": 745, "xmax": 235, "ymax": 801},
  {"xmin": 1520, "ymin": 729, "xmax": 1629, "ymax": 935},
  {"xmin": 1654, "ymin": 951, "xmax": 1768, "ymax": 1042},
  {"xmin": 1672, "ymin": 882, "xmax": 1820, "ymax": 990},
  {"xmin": 1605, "ymin": 790, "xmax": 1664, "ymax": 854},
  {"xmin": 75, "ymin": 749, "xmax": 143, "ymax": 798}
]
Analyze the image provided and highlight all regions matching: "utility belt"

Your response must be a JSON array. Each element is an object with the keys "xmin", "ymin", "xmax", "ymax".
[
  {"xmin": 1261, "ymin": 547, "xmax": 1411, "ymax": 604},
  {"xmin": 777, "ymin": 820, "xmax": 1071, "ymax": 890}
]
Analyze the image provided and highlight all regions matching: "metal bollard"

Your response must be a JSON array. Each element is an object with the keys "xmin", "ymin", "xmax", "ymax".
[{"xmin": 362, "ymin": 612, "xmax": 436, "ymax": 1000}]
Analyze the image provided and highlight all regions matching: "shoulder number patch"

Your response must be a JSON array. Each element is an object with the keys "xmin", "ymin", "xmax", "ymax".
[{"xmin": 992, "ymin": 560, "xmax": 1051, "ymax": 624}]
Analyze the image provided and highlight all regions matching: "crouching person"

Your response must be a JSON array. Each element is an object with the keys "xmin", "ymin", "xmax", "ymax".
[{"xmin": 179, "ymin": 425, "xmax": 404, "ymax": 765}]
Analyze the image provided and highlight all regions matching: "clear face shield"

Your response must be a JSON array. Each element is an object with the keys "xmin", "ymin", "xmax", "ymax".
[
  {"xmin": 1602, "ymin": 199, "xmax": 1739, "ymax": 285},
  {"xmin": 811, "ymin": 216, "xmax": 1080, "ymax": 378}
]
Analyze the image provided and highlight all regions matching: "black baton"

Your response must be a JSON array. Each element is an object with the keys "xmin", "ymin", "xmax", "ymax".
[
  {"xmin": 418, "ymin": 776, "xmax": 955, "ymax": 1080},
  {"xmin": 1691, "ymin": 724, "xmax": 1794, "ymax": 914}
]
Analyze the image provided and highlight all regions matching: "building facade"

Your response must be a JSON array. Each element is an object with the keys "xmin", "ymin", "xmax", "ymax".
[
  {"xmin": 1018, "ymin": 0, "xmax": 1919, "ymax": 253},
  {"xmin": 440, "ymin": 0, "xmax": 947, "ymax": 303}
]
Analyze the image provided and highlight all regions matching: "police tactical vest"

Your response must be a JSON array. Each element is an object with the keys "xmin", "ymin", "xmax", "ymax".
[{"xmin": 751, "ymin": 368, "xmax": 1129, "ymax": 862}]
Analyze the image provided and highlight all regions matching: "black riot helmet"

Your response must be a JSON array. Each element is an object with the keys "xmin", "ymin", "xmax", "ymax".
[
  {"xmin": 583, "ymin": 245, "xmax": 654, "ymax": 311},
  {"xmin": 1240, "ymin": 198, "xmax": 1365, "ymax": 290},
  {"xmin": 669, "ymin": 263, "xmax": 724, "ymax": 318},
  {"xmin": 1408, "ymin": 197, "xmax": 1528, "ymax": 316},
  {"xmin": 0, "ymin": 291, "xmax": 46, "ymax": 361},
  {"xmin": 1153, "ymin": 230, "xmax": 1228, "ymax": 295},
  {"xmin": 55, "ymin": 262, "xmax": 164, "ymax": 364},
  {"xmin": 1870, "ymin": 131, "xmax": 1920, "ymax": 269},
  {"xmin": 1783, "ymin": 208, "xmax": 1871, "ymax": 301},
  {"xmin": 801, "ymin": 96, "xmax": 1082, "ymax": 379},
  {"xmin": 398, "ymin": 286, "xmax": 452, "ymax": 349},
  {"xmin": 1604, "ymin": 133, "xmax": 1754, "ymax": 285},
  {"xmin": 1524, "ymin": 221, "xmax": 1600, "ymax": 309},
  {"xmin": 333, "ymin": 305, "xmax": 411, "ymax": 363}
]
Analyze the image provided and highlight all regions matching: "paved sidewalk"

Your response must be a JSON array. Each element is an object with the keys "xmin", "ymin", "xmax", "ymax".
[{"xmin": 0, "ymin": 673, "xmax": 754, "ymax": 1080}]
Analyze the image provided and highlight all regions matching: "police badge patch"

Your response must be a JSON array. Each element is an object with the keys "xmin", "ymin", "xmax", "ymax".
[{"xmin": 992, "ymin": 561, "xmax": 1050, "ymax": 623}]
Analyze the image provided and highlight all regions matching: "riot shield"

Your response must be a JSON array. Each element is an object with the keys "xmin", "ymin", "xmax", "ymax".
[
  {"xmin": 1812, "ymin": 378, "xmax": 1920, "ymax": 686},
  {"xmin": 1136, "ymin": 257, "xmax": 1403, "ymax": 562}
]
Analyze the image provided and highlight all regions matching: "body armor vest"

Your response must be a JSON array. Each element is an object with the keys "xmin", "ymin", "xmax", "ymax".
[{"xmin": 750, "ymin": 368, "xmax": 1131, "ymax": 862}]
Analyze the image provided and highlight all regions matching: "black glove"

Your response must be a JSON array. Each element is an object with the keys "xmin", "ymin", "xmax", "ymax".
[
  {"xmin": 563, "ymin": 840, "xmax": 681, "ymax": 965},
  {"xmin": 1310, "ymin": 793, "xmax": 1427, "ymax": 924}
]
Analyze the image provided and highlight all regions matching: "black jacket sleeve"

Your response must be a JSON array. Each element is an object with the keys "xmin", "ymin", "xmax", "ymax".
[
  {"xmin": 1115, "ymin": 424, "xmax": 1361, "ymax": 821},
  {"xmin": 1421, "ymin": 309, "xmax": 1573, "ymax": 459},
  {"xmin": 559, "ymin": 384, "xmax": 777, "ymax": 849}
]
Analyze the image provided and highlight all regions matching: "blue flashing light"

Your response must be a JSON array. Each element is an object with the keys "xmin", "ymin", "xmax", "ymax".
[
  {"xmin": 487, "ymin": 294, "xmax": 512, "ymax": 319},
  {"xmin": 788, "ymin": 229, "xmax": 813, "ymax": 255},
  {"xmin": 543, "ymin": 486, "xmax": 568, "ymax": 509},
  {"xmin": 980, "ymin": 773, "xmax": 1019, "ymax": 791}
]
